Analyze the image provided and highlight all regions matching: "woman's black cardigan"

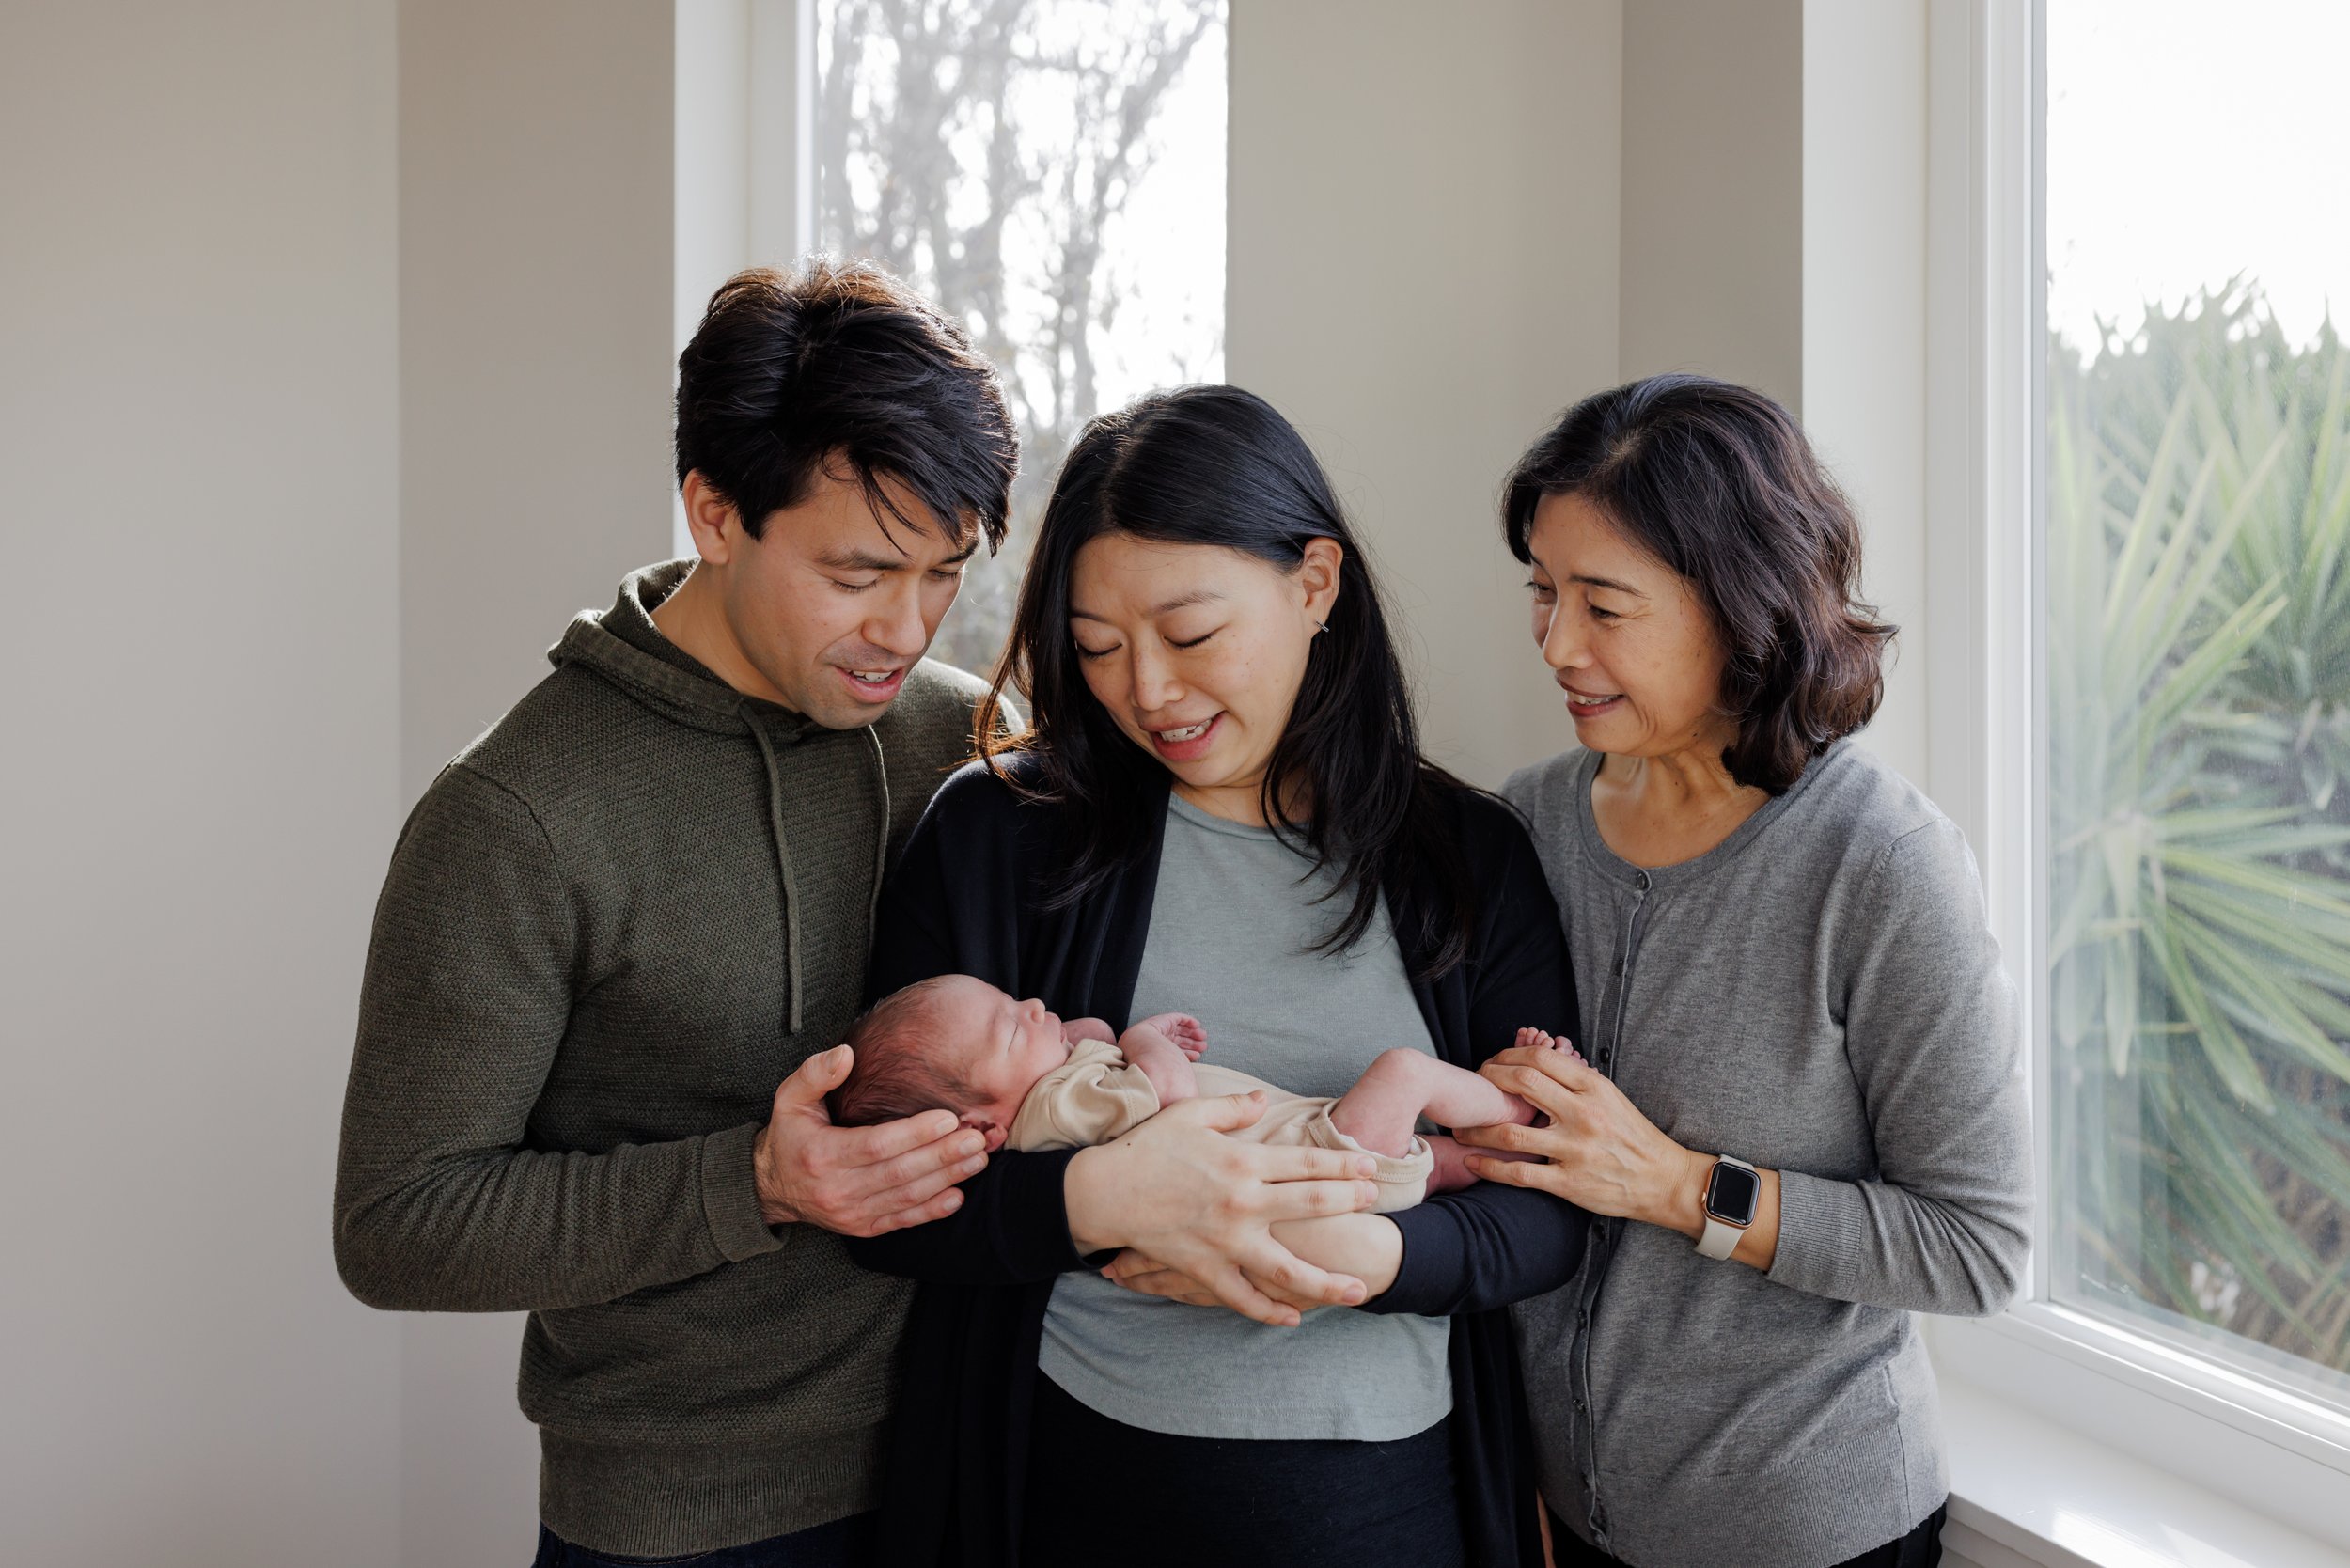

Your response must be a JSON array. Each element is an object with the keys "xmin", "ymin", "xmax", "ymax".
[{"xmin": 849, "ymin": 756, "xmax": 1588, "ymax": 1568}]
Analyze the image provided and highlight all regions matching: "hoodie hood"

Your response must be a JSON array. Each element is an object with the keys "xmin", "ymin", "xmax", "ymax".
[
  {"xmin": 550, "ymin": 558, "xmax": 820, "ymax": 742},
  {"xmin": 548, "ymin": 559, "xmax": 890, "ymax": 1033}
]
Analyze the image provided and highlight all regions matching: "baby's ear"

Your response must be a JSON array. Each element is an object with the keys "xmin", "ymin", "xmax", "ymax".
[{"xmin": 956, "ymin": 1111, "xmax": 1008, "ymax": 1152}]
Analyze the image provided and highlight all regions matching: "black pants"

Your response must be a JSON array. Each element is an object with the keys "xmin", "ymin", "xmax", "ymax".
[
  {"xmin": 1547, "ymin": 1504, "xmax": 1945, "ymax": 1568},
  {"xmin": 532, "ymin": 1513, "xmax": 875, "ymax": 1567},
  {"xmin": 1021, "ymin": 1373, "xmax": 1468, "ymax": 1568}
]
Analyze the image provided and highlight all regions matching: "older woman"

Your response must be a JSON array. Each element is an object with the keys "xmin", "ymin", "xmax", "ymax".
[
  {"xmin": 850, "ymin": 384, "xmax": 1587, "ymax": 1568},
  {"xmin": 1456, "ymin": 375, "xmax": 2032, "ymax": 1568}
]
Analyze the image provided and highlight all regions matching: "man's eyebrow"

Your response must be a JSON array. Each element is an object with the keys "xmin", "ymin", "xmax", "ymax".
[
  {"xmin": 1069, "ymin": 588, "xmax": 1225, "ymax": 624},
  {"xmin": 817, "ymin": 541, "xmax": 979, "ymax": 572},
  {"xmin": 1570, "ymin": 573, "xmax": 1649, "ymax": 599}
]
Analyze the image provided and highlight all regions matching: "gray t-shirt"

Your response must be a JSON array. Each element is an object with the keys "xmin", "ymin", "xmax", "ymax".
[{"xmin": 1036, "ymin": 794, "xmax": 1454, "ymax": 1440}]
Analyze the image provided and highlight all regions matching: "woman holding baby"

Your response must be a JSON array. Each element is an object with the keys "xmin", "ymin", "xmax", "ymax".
[
  {"xmin": 854, "ymin": 372, "xmax": 2030, "ymax": 1568},
  {"xmin": 849, "ymin": 384, "xmax": 1587, "ymax": 1568}
]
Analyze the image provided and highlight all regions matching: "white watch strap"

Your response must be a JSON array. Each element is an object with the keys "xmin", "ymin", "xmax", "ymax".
[{"xmin": 1695, "ymin": 1157, "xmax": 1756, "ymax": 1260}]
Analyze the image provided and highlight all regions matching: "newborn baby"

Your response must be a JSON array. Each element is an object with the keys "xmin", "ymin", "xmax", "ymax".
[{"xmin": 829, "ymin": 974, "xmax": 1551, "ymax": 1211}]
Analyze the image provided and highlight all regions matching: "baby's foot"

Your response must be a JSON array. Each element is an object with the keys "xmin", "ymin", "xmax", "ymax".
[
  {"xmin": 1513, "ymin": 1026, "xmax": 1585, "ymax": 1064},
  {"xmin": 1137, "ymin": 1011, "xmax": 1207, "ymax": 1059}
]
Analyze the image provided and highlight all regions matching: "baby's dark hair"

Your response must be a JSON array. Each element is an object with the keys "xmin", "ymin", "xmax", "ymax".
[{"xmin": 827, "ymin": 977, "xmax": 982, "ymax": 1127}]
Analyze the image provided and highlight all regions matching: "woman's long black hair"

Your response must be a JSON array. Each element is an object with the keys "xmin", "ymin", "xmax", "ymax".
[{"xmin": 977, "ymin": 384, "xmax": 1479, "ymax": 978}]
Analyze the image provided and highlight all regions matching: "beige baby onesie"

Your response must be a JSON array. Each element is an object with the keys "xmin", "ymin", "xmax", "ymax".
[{"xmin": 1004, "ymin": 1036, "xmax": 1435, "ymax": 1213}]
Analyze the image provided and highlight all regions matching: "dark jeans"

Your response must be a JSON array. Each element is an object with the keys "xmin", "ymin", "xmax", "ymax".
[
  {"xmin": 532, "ymin": 1513, "xmax": 876, "ymax": 1568},
  {"xmin": 1021, "ymin": 1372, "xmax": 1467, "ymax": 1568},
  {"xmin": 1548, "ymin": 1503, "xmax": 1945, "ymax": 1568}
]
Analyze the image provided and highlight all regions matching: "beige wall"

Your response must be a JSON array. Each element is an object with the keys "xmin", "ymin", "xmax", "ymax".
[
  {"xmin": 1620, "ymin": 0, "xmax": 1805, "ymax": 409},
  {"xmin": 1230, "ymin": 0, "xmax": 1625, "ymax": 789},
  {"xmin": 0, "ymin": 3, "xmax": 404, "ymax": 1563},
  {"xmin": 1802, "ymin": 0, "xmax": 1930, "ymax": 789},
  {"xmin": 395, "ymin": 4, "xmax": 679, "ymax": 1560},
  {"xmin": 399, "ymin": 0, "xmax": 678, "ymax": 799},
  {"xmin": 1614, "ymin": 0, "xmax": 1934, "ymax": 790}
]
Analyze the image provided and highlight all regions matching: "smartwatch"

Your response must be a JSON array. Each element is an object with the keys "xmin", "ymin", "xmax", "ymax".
[{"xmin": 1696, "ymin": 1155, "xmax": 1759, "ymax": 1260}]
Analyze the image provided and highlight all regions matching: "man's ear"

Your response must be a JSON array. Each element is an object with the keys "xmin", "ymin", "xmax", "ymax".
[
  {"xmin": 955, "ymin": 1111, "xmax": 1007, "ymax": 1152},
  {"xmin": 681, "ymin": 470, "xmax": 745, "ymax": 566}
]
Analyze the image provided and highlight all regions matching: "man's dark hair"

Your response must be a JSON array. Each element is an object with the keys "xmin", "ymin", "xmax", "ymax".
[
  {"xmin": 981, "ymin": 384, "xmax": 1483, "ymax": 980},
  {"xmin": 1501, "ymin": 373, "xmax": 1897, "ymax": 795},
  {"xmin": 675, "ymin": 259, "xmax": 1018, "ymax": 547}
]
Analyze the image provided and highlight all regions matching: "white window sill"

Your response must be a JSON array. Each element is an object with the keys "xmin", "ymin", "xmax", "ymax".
[{"xmin": 1938, "ymin": 1376, "xmax": 2350, "ymax": 1568}]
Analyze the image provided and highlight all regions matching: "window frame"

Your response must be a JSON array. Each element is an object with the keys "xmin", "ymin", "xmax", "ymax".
[{"xmin": 1921, "ymin": 0, "xmax": 2350, "ymax": 1521}]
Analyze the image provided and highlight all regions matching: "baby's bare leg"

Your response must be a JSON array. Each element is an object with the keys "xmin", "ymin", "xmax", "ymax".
[
  {"xmin": 1117, "ymin": 1022, "xmax": 1199, "ymax": 1105},
  {"xmin": 1329, "ymin": 1049, "xmax": 1537, "ymax": 1158}
]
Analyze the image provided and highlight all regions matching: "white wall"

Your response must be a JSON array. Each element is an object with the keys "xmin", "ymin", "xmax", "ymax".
[
  {"xmin": 0, "ymin": 4, "xmax": 404, "ymax": 1564},
  {"xmin": 396, "ymin": 4, "xmax": 678, "ymax": 1562},
  {"xmin": 1228, "ymin": 0, "xmax": 1625, "ymax": 789}
]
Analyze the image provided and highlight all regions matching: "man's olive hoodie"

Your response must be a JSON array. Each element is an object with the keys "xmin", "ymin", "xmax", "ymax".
[{"xmin": 335, "ymin": 561, "xmax": 991, "ymax": 1555}]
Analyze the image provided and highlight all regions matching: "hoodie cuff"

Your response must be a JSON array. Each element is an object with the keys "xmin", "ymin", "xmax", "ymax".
[{"xmin": 701, "ymin": 1121, "xmax": 788, "ymax": 1262}]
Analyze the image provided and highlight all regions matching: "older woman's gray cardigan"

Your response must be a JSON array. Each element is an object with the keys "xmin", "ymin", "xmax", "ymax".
[{"xmin": 1504, "ymin": 739, "xmax": 2031, "ymax": 1568}]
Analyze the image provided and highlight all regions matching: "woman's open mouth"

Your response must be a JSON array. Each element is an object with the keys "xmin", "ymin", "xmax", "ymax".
[
  {"xmin": 1564, "ymin": 686, "xmax": 1624, "ymax": 719},
  {"xmin": 1148, "ymin": 713, "xmax": 1223, "ymax": 760}
]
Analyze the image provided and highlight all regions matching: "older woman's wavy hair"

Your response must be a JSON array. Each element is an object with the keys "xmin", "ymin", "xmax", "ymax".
[{"xmin": 1501, "ymin": 374, "xmax": 1896, "ymax": 795}]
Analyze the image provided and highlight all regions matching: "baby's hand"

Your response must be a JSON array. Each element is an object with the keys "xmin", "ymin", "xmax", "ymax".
[
  {"xmin": 1136, "ymin": 1012, "xmax": 1207, "ymax": 1060},
  {"xmin": 1512, "ymin": 1026, "xmax": 1583, "ymax": 1064}
]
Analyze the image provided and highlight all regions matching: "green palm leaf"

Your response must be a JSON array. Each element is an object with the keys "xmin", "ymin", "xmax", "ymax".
[{"xmin": 2050, "ymin": 286, "xmax": 2350, "ymax": 1376}]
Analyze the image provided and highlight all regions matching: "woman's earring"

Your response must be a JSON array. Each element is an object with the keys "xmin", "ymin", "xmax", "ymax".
[{"xmin": 1314, "ymin": 619, "xmax": 1329, "ymax": 635}]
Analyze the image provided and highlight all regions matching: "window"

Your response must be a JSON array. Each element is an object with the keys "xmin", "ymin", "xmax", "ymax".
[
  {"xmin": 2042, "ymin": 0, "xmax": 2350, "ymax": 1410},
  {"xmin": 810, "ymin": 0, "xmax": 1228, "ymax": 677}
]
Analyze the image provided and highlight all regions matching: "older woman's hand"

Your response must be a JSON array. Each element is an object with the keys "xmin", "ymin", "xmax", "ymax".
[
  {"xmin": 1063, "ymin": 1090, "xmax": 1384, "ymax": 1327},
  {"xmin": 1455, "ymin": 1036, "xmax": 1713, "ymax": 1238}
]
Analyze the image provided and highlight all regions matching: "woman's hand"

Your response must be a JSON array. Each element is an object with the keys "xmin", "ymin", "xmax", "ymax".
[
  {"xmin": 1101, "ymin": 1212, "xmax": 1404, "ymax": 1315},
  {"xmin": 1456, "ymin": 1042, "xmax": 1713, "ymax": 1236},
  {"xmin": 1063, "ymin": 1092, "xmax": 1383, "ymax": 1327}
]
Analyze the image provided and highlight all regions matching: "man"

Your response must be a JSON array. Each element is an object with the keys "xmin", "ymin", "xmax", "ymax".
[{"xmin": 335, "ymin": 262, "xmax": 1019, "ymax": 1563}]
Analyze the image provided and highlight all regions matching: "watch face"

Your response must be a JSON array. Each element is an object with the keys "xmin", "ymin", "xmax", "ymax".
[{"xmin": 1705, "ymin": 1162, "xmax": 1761, "ymax": 1226}]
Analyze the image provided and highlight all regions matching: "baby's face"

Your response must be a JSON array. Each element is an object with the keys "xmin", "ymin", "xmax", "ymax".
[{"xmin": 934, "ymin": 976, "xmax": 1076, "ymax": 1138}]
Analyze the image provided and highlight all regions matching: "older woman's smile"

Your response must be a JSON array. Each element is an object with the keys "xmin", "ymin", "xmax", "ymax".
[{"xmin": 1561, "ymin": 683, "xmax": 1623, "ymax": 716}]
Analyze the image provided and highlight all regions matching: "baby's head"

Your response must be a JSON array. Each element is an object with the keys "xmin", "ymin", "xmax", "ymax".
[{"xmin": 827, "ymin": 975, "xmax": 1075, "ymax": 1150}]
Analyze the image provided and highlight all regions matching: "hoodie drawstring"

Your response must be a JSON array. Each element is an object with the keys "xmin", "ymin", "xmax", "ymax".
[
  {"xmin": 864, "ymin": 726, "xmax": 892, "ymax": 932},
  {"xmin": 749, "ymin": 722, "xmax": 807, "ymax": 1035},
  {"xmin": 748, "ymin": 718, "xmax": 895, "ymax": 1039}
]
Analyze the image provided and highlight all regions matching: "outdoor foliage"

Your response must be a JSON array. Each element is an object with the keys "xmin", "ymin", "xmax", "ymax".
[
  {"xmin": 2050, "ymin": 282, "xmax": 2350, "ymax": 1379},
  {"xmin": 813, "ymin": 0, "xmax": 1225, "ymax": 675}
]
